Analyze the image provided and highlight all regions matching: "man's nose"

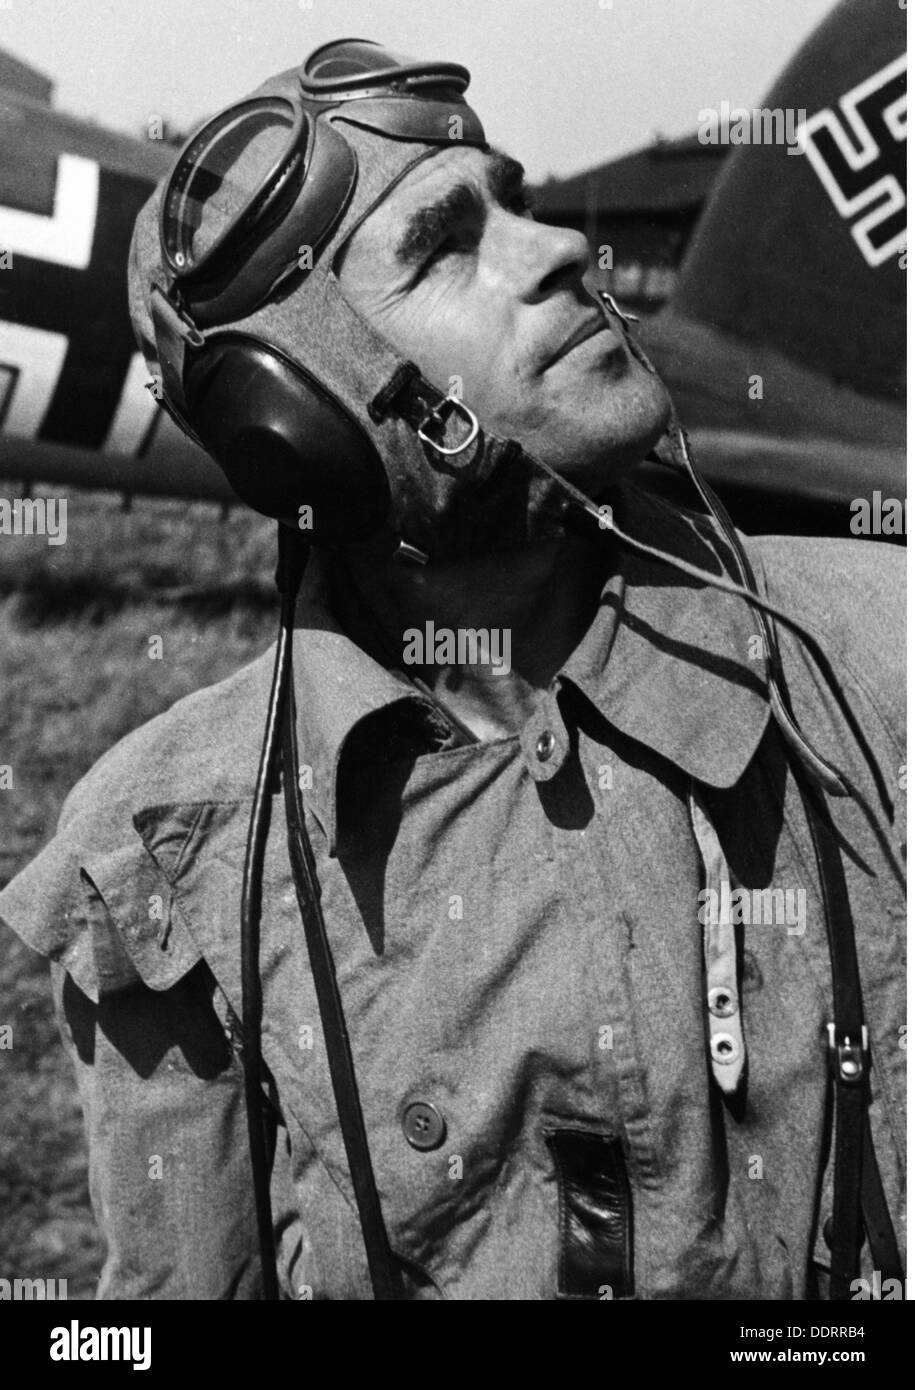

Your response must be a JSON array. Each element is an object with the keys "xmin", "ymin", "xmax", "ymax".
[{"xmin": 503, "ymin": 217, "xmax": 591, "ymax": 300}]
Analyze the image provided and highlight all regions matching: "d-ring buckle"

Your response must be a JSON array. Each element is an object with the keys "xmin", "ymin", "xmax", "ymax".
[{"xmin": 416, "ymin": 394, "xmax": 480, "ymax": 456}]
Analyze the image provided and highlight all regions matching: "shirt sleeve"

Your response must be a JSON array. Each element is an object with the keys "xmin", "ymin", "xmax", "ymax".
[
  {"xmin": 49, "ymin": 952, "xmax": 272, "ymax": 1299},
  {"xmin": 0, "ymin": 798, "xmax": 292, "ymax": 1300}
]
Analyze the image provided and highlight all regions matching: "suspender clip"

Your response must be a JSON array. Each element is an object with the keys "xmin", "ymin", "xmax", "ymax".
[{"xmin": 827, "ymin": 1022, "xmax": 869, "ymax": 1085}]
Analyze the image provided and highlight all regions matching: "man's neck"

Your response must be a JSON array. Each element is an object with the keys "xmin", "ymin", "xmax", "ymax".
[{"xmin": 325, "ymin": 530, "xmax": 609, "ymax": 741}]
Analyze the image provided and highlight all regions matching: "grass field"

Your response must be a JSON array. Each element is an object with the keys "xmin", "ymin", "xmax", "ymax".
[{"xmin": 0, "ymin": 485, "xmax": 277, "ymax": 1297}]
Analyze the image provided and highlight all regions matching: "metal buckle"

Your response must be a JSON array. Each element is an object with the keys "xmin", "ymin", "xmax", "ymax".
[
  {"xmin": 826, "ymin": 1022, "xmax": 869, "ymax": 1085},
  {"xmin": 393, "ymin": 540, "xmax": 429, "ymax": 565},
  {"xmin": 150, "ymin": 285, "xmax": 206, "ymax": 350},
  {"xmin": 416, "ymin": 394, "xmax": 480, "ymax": 456}
]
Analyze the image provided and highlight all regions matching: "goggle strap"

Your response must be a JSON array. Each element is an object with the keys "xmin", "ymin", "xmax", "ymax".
[{"xmin": 149, "ymin": 285, "xmax": 206, "ymax": 443}]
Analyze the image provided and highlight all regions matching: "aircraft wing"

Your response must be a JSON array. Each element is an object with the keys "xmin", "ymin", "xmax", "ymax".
[{"xmin": 0, "ymin": 71, "xmax": 230, "ymax": 503}]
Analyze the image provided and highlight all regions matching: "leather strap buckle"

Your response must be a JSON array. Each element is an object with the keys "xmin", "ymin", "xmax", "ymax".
[
  {"xmin": 416, "ymin": 393, "xmax": 480, "ymax": 456},
  {"xmin": 827, "ymin": 1022, "xmax": 869, "ymax": 1085},
  {"xmin": 148, "ymin": 284, "xmax": 207, "ymax": 447},
  {"xmin": 150, "ymin": 283, "xmax": 206, "ymax": 350}
]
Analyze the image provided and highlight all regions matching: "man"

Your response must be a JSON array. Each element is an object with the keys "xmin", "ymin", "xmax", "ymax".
[{"xmin": 0, "ymin": 38, "xmax": 904, "ymax": 1301}]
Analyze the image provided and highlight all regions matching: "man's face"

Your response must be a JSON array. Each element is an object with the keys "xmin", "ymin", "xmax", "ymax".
[{"xmin": 335, "ymin": 145, "xmax": 671, "ymax": 492}]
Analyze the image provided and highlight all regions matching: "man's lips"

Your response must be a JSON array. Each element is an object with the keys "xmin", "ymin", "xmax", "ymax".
[{"xmin": 541, "ymin": 312, "xmax": 616, "ymax": 370}]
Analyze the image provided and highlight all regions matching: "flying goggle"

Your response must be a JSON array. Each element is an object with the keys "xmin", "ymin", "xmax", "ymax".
[{"xmin": 158, "ymin": 38, "xmax": 489, "ymax": 326}]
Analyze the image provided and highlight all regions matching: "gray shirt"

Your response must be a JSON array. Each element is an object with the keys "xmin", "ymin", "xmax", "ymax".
[{"xmin": 0, "ymin": 484, "xmax": 905, "ymax": 1299}]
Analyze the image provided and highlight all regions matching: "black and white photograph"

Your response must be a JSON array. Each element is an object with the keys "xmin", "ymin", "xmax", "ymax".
[{"xmin": 0, "ymin": 0, "xmax": 906, "ymax": 1349}]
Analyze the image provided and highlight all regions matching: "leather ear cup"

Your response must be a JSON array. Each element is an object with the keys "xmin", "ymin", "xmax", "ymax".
[{"xmin": 183, "ymin": 335, "xmax": 391, "ymax": 544}]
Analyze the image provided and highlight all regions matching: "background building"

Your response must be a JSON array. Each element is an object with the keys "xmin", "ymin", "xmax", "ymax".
[{"xmin": 534, "ymin": 135, "xmax": 730, "ymax": 310}]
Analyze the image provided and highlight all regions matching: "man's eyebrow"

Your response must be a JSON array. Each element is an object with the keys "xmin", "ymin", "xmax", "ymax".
[
  {"xmin": 394, "ymin": 182, "xmax": 483, "ymax": 268},
  {"xmin": 393, "ymin": 152, "xmax": 533, "ymax": 269},
  {"xmin": 484, "ymin": 151, "xmax": 530, "ymax": 204}
]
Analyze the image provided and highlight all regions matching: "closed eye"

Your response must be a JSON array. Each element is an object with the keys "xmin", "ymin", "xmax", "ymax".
[
  {"xmin": 397, "ymin": 183, "xmax": 482, "ymax": 273},
  {"xmin": 415, "ymin": 214, "xmax": 483, "ymax": 278},
  {"xmin": 419, "ymin": 189, "xmax": 535, "ymax": 272},
  {"xmin": 400, "ymin": 153, "xmax": 537, "ymax": 280}
]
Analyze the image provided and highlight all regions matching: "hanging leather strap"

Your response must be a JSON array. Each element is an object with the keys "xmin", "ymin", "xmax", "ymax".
[
  {"xmin": 280, "ymin": 684, "xmax": 405, "ymax": 1300},
  {"xmin": 793, "ymin": 769, "xmax": 903, "ymax": 1299},
  {"xmin": 667, "ymin": 431, "xmax": 903, "ymax": 1296},
  {"xmin": 861, "ymin": 1122, "xmax": 903, "ymax": 1277}
]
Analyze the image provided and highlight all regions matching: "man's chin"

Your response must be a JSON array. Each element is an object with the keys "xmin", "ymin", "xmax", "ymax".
[
  {"xmin": 525, "ymin": 373, "xmax": 673, "ymax": 489},
  {"xmin": 548, "ymin": 425, "xmax": 672, "ymax": 499}
]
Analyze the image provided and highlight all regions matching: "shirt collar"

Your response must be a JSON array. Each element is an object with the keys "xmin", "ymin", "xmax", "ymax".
[
  {"xmin": 290, "ymin": 554, "xmax": 458, "ymax": 855},
  {"xmin": 292, "ymin": 479, "xmax": 772, "ymax": 851},
  {"xmin": 558, "ymin": 479, "xmax": 771, "ymax": 788}
]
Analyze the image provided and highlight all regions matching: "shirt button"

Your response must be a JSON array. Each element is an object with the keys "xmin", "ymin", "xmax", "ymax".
[
  {"xmin": 402, "ymin": 1101, "xmax": 446, "ymax": 1151},
  {"xmin": 535, "ymin": 730, "xmax": 556, "ymax": 762}
]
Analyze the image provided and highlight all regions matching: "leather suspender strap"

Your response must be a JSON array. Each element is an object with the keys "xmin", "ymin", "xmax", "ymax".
[
  {"xmin": 861, "ymin": 1121, "xmax": 904, "ymax": 1278},
  {"xmin": 792, "ymin": 767, "xmax": 903, "ymax": 1299},
  {"xmin": 671, "ymin": 442, "xmax": 903, "ymax": 1295},
  {"xmin": 280, "ymin": 685, "xmax": 405, "ymax": 1300}
]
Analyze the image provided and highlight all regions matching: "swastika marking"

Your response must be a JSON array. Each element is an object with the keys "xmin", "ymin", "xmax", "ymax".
[{"xmin": 799, "ymin": 53, "xmax": 906, "ymax": 268}]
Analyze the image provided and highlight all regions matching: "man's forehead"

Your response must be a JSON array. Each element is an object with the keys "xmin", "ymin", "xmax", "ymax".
[{"xmin": 363, "ymin": 146, "xmax": 524, "ymax": 226}]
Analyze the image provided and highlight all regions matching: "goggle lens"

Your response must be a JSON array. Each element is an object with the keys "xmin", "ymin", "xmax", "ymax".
[{"xmin": 163, "ymin": 98, "xmax": 300, "ymax": 275}]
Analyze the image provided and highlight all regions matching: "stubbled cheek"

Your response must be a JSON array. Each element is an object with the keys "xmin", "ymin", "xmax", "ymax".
[{"xmin": 479, "ymin": 378, "xmax": 551, "ymax": 441}]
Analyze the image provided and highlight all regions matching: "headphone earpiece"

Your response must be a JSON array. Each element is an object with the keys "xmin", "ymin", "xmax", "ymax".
[{"xmin": 182, "ymin": 334, "xmax": 392, "ymax": 545}]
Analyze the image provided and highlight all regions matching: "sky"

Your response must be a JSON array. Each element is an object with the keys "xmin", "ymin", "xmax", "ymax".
[{"xmin": 0, "ymin": 0, "xmax": 840, "ymax": 180}]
